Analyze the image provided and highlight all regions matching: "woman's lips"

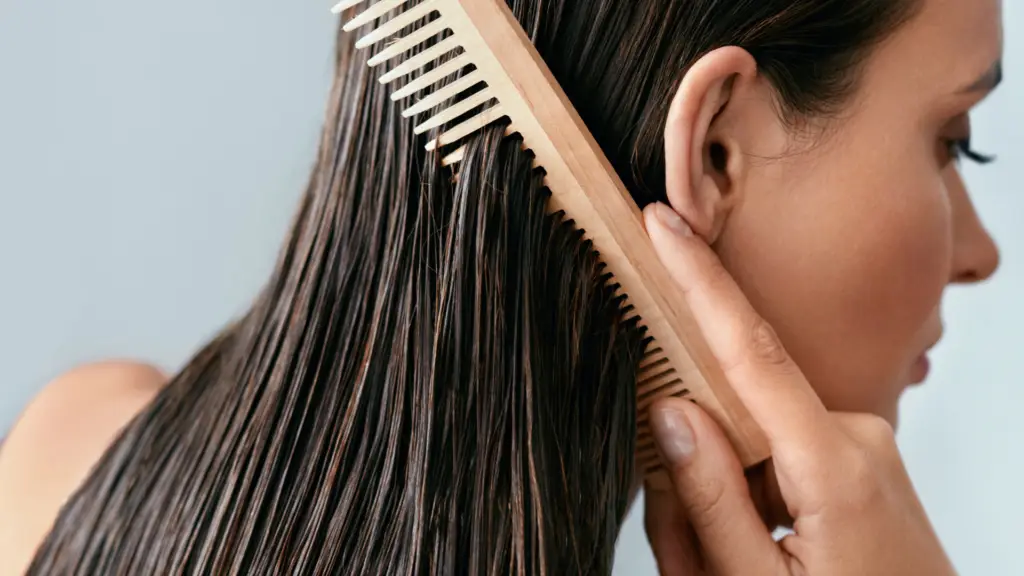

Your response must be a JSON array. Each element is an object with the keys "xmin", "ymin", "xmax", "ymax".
[
  {"xmin": 910, "ymin": 354, "xmax": 931, "ymax": 384},
  {"xmin": 910, "ymin": 327, "xmax": 943, "ymax": 385}
]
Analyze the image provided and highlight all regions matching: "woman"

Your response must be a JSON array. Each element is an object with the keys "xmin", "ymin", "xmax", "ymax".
[{"xmin": 0, "ymin": 0, "xmax": 1002, "ymax": 573}]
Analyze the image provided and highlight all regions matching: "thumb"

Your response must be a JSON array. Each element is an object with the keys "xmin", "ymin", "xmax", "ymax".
[{"xmin": 650, "ymin": 398, "xmax": 786, "ymax": 576}]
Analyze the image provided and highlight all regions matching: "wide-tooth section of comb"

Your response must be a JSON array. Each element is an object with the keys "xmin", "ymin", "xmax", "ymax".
[
  {"xmin": 441, "ymin": 145, "xmax": 466, "ymax": 166},
  {"xmin": 341, "ymin": 0, "xmax": 770, "ymax": 489},
  {"xmin": 356, "ymin": 1, "xmax": 438, "ymax": 48},
  {"xmin": 379, "ymin": 36, "xmax": 462, "ymax": 85},
  {"xmin": 343, "ymin": 0, "xmax": 411, "ymax": 31},
  {"xmin": 438, "ymin": 125, "xmax": 528, "ymax": 168},
  {"xmin": 403, "ymin": 71, "xmax": 483, "ymax": 116},
  {"xmin": 367, "ymin": 19, "xmax": 449, "ymax": 66},
  {"xmin": 414, "ymin": 88, "xmax": 494, "ymax": 133},
  {"xmin": 390, "ymin": 54, "xmax": 472, "ymax": 101},
  {"xmin": 331, "ymin": 0, "xmax": 367, "ymax": 14},
  {"xmin": 425, "ymin": 105, "xmax": 504, "ymax": 151}
]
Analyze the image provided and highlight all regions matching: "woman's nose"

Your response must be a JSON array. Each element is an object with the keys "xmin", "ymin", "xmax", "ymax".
[{"xmin": 949, "ymin": 174, "xmax": 1001, "ymax": 285}]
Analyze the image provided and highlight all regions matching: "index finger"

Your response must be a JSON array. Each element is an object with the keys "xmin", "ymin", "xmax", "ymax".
[{"xmin": 643, "ymin": 202, "xmax": 836, "ymax": 451}]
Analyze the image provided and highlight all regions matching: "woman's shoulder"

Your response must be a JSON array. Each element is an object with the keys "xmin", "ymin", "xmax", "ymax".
[{"xmin": 0, "ymin": 360, "xmax": 167, "ymax": 574}]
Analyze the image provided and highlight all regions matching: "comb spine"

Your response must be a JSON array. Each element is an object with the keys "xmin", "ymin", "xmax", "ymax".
[{"xmin": 433, "ymin": 0, "xmax": 770, "ymax": 468}]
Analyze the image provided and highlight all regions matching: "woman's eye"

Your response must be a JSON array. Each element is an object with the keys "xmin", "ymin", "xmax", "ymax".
[{"xmin": 943, "ymin": 136, "xmax": 996, "ymax": 166}]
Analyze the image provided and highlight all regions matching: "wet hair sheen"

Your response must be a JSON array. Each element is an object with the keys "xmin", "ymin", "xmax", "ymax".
[{"xmin": 28, "ymin": 0, "xmax": 918, "ymax": 573}]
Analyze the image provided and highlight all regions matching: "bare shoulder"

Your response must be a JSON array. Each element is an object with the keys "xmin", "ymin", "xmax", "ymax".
[{"xmin": 0, "ymin": 360, "xmax": 167, "ymax": 575}]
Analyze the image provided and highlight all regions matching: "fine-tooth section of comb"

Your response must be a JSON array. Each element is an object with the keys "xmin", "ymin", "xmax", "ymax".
[{"xmin": 333, "ymin": 0, "xmax": 771, "ymax": 488}]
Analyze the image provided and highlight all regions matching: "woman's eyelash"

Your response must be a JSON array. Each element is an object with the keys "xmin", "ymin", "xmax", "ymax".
[{"xmin": 946, "ymin": 137, "xmax": 996, "ymax": 165}]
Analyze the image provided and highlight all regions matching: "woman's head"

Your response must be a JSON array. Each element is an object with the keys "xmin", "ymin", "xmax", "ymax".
[
  {"xmin": 659, "ymin": 0, "xmax": 1002, "ymax": 425},
  {"xmin": 27, "ymin": 0, "xmax": 1003, "ymax": 573}
]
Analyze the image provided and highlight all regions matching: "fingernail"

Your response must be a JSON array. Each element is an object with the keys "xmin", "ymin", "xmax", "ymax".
[
  {"xmin": 650, "ymin": 405, "xmax": 696, "ymax": 464},
  {"xmin": 654, "ymin": 202, "xmax": 693, "ymax": 237}
]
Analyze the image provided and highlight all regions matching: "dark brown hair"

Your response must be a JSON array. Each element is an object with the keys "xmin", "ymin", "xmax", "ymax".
[{"xmin": 28, "ymin": 0, "xmax": 917, "ymax": 573}]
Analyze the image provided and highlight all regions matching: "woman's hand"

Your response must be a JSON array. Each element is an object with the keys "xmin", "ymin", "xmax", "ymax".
[{"xmin": 640, "ymin": 202, "xmax": 956, "ymax": 576}]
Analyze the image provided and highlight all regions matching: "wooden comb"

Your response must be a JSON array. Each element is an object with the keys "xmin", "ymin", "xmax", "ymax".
[{"xmin": 331, "ymin": 0, "xmax": 771, "ymax": 488}]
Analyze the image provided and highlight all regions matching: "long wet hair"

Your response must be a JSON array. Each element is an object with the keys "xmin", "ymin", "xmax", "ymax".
[{"xmin": 28, "ymin": 0, "xmax": 917, "ymax": 573}]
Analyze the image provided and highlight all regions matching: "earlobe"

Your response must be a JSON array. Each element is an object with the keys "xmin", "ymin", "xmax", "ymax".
[{"xmin": 663, "ymin": 46, "xmax": 757, "ymax": 242}]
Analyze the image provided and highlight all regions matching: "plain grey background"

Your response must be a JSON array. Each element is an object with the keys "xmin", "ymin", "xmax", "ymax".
[{"xmin": 1, "ymin": 1, "xmax": 1020, "ymax": 573}]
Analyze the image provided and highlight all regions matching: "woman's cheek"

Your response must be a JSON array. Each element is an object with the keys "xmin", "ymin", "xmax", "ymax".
[
  {"xmin": 890, "ymin": 175, "xmax": 953, "ymax": 317},
  {"xmin": 849, "ymin": 174, "xmax": 951, "ymax": 390}
]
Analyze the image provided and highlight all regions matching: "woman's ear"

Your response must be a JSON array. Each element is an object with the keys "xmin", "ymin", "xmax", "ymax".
[{"xmin": 664, "ymin": 46, "xmax": 758, "ymax": 241}]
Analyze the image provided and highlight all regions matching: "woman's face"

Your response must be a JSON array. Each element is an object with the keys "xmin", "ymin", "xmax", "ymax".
[{"xmin": 717, "ymin": 0, "xmax": 1003, "ymax": 425}]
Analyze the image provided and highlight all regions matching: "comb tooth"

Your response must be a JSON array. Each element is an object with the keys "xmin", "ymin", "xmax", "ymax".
[
  {"xmin": 640, "ymin": 453, "xmax": 662, "ymax": 473},
  {"xmin": 636, "ymin": 434, "xmax": 655, "ymax": 452},
  {"xmin": 403, "ymin": 71, "xmax": 483, "ymax": 117},
  {"xmin": 638, "ymin": 441, "xmax": 657, "ymax": 459},
  {"xmin": 380, "ymin": 37, "xmax": 461, "ymax": 85},
  {"xmin": 637, "ymin": 452, "xmax": 659, "ymax": 470},
  {"xmin": 638, "ymin": 368, "xmax": 673, "ymax": 390},
  {"xmin": 367, "ymin": 18, "xmax": 448, "ymax": 67},
  {"xmin": 636, "ymin": 439, "xmax": 658, "ymax": 460},
  {"xmin": 425, "ymin": 105, "xmax": 506, "ymax": 151},
  {"xmin": 638, "ymin": 457, "xmax": 658, "ymax": 472},
  {"xmin": 638, "ymin": 381, "xmax": 688, "ymax": 411},
  {"xmin": 639, "ymin": 355, "xmax": 669, "ymax": 374},
  {"xmin": 638, "ymin": 373, "xmax": 681, "ymax": 401},
  {"xmin": 646, "ymin": 469, "xmax": 671, "ymax": 489},
  {"xmin": 355, "ymin": 0, "xmax": 437, "ymax": 49},
  {"xmin": 414, "ymin": 89, "xmax": 494, "ymax": 134},
  {"xmin": 344, "ymin": 0, "xmax": 412, "ymax": 32},
  {"xmin": 441, "ymin": 146, "xmax": 466, "ymax": 166},
  {"xmin": 623, "ymin": 308, "xmax": 644, "ymax": 323},
  {"xmin": 642, "ymin": 346, "xmax": 664, "ymax": 360},
  {"xmin": 637, "ymin": 432, "xmax": 658, "ymax": 451},
  {"xmin": 391, "ymin": 54, "xmax": 471, "ymax": 100},
  {"xmin": 638, "ymin": 376, "xmax": 679, "ymax": 399},
  {"xmin": 331, "ymin": 0, "xmax": 367, "ymax": 14},
  {"xmin": 637, "ymin": 370, "xmax": 678, "ymax": 396},
  {"xmin": 638, "ymin": 364, "xmax": 674, "ymax": 384},
  {"xmin": 641, "ymin": 463, "xmax": 661, "ymax": 477}
]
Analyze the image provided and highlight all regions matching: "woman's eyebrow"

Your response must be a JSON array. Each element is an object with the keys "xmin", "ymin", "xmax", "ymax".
[{"xmin": 959, "ymin": 59, "xmax": 1003, "ymax": 94}]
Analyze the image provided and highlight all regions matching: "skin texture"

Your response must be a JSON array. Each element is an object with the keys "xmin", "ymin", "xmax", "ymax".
[
  {"xmin": 666, "ymin": 0, "xmax": 1002, "ymax": 425},
  {"xmin": 643, "ymin": 0, "xmax": 1004, "ymax": 572},
  {"xmin": 643, "ymin": 205, "xmax": 957, "ymax": 575},
  {"xmin": 0, "ymin": 362, "xmax": 165, "ymax": 575}
]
